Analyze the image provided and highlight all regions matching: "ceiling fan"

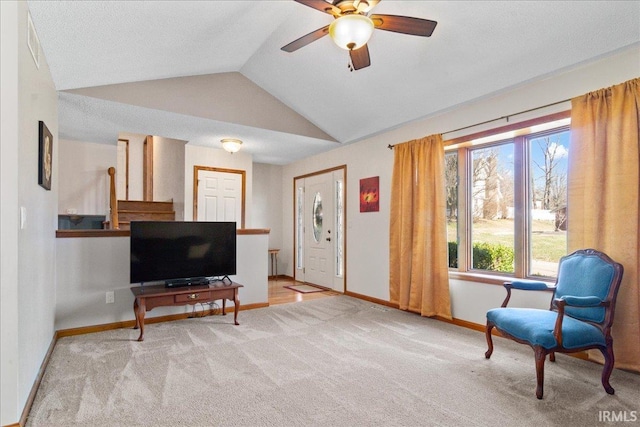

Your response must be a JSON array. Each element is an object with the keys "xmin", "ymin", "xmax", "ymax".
[{"xmin": 281, "ymin": 0, "xmax": 437, "ymax": 71}]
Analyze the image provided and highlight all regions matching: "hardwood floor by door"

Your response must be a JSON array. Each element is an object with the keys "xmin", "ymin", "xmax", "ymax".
[{"xmin": 269, "ymin": 277, "xmax": 339, "ymax": 305}]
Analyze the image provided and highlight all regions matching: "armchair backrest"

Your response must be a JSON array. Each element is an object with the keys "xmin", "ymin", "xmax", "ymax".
[{"xmin": 553, "ymin": 249, "xmax": 623, "ymax": 327}]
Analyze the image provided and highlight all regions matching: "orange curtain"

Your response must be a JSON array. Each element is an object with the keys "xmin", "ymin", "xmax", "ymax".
[
  {"xmin": 389, "ymin": 135, "xmax": 452, "ymax": 319},
  {"xmin": 568, "ymin": 77, "xmax": 640, "ymax": 372}
]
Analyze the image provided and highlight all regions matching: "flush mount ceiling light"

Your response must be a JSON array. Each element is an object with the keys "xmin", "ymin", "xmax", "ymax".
[
  {"xmin": 329, "ymin": 14, "xmax": 374, "ymax": 51},
  {"xmin": 221, "ymin": 138, "xmax": 242, "ymax": 153}
]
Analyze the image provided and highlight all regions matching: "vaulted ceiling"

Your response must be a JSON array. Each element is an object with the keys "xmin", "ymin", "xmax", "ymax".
[{"xmin": 28, "ymin": 1, "xmax": 640, "ymax": 164}]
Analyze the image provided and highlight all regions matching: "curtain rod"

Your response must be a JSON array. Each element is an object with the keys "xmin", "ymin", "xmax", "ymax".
[{"xmin": 387, "ymin": 97, "xmax": 572, "ymax": 150}]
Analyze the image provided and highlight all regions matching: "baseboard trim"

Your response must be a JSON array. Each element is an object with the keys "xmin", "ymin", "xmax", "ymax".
[
  {"xmin": 239, "ymin": 302, "xmax": 270, "ymax": 310},
  {"xmin": 436, "ymin": 315, "xmax": 486, "ymax": 332},
  {"xmin": 16, "ymin": 331, "xmax": 58, "ymax": 427},
  {"xmin": 57, "ymin": 302, "xmax": 270, "ymax": 339},
  {"xmin": 344, "ymin": 291, "xmax": 399, "ymax": 309}
]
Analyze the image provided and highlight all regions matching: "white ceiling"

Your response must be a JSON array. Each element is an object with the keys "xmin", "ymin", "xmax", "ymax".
[{"xmin": 28, "ymin": 1, "xmax": 640, "ymax": 164}]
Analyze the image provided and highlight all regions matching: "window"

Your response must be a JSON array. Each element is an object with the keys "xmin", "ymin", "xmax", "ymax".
[
  {"xmin": 335, "ymin": 179, "xmax": 344, "ymax": 277},
  {"xmin": 528, "ymin": 130, "xmax": 569, "ymax": 276},
  {"xmin": 312, "ymin": 192, "xmax": 323, "ymax": 243},
  {"xmin": 446, "ymin": 114, "xmax": 569, "ymax": 279},
  {"xmin": 296, "ymin": 186, "xmax": 304, "ymax": 269},
  {"xmin": 470, "ymin": 142, "xmax": 515, "ymax": 273},
  {"xmin": 445, "ymin": 152, "xmax": 458, "ymax": 268}
]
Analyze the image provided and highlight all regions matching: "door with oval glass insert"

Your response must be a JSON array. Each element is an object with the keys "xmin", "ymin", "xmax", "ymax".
[{"xmin": 304, "ymin": 173, "xmax": 334, "ymax": 288}]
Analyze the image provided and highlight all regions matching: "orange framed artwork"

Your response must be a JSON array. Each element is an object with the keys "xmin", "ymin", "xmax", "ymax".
[{"xmin": 359, "ymin": 176, "xmax": 379, "ymax": 212}]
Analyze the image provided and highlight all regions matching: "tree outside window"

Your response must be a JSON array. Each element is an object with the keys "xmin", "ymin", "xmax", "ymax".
[
  {"xmin": 528, "ymin": 130, "xmax": 569, "ymax": 277},
  {"xmin": 470, "ymin": 143, "xmax": 515, "ymax": 273}
]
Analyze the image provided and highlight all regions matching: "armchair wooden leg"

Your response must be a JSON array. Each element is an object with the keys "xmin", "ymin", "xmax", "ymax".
[
  {"xmin": 534, "ymin": 347, "xmax": 546, "ymax": 399},
  {"xmin": 485, "ymin": 323, "xmax": 494, "ymax": 359},
  {"xmin": 549, "ymin": 351, "xmax": 555, "ymax": 362},
  {"xmin": 600, "ymin": 345, "xmax": 615, "ymax": 395}
]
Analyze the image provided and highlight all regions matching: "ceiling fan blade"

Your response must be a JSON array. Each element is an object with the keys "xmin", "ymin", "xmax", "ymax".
[
  {"xmin": 294, "ymin": 0, "xmax": 341, "ymax": 16},
  {"xmin": 281, "ymin": 25, "xmax": 330, "ymax": 52},
  {"xmin": 349, "ymin": 44, "xmax": 371, "ymax": 71},
  {"xmin": 370, "ymin": 14, "xmax": 437, "ymax": 37}
]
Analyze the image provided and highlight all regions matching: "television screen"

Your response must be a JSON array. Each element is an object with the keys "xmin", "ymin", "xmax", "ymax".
[{"xmin": 130, "ymin": 221, "xmax": 236, "ymax": 286}]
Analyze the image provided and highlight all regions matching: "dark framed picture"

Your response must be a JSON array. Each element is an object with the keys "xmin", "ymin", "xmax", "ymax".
[
  {"xmin": 359, "ymin": 176, "xmax": 379, "ymax": 212},
  {"xmin": 38, "ymin": 121, "xmax": 53, "ymax": 190}
]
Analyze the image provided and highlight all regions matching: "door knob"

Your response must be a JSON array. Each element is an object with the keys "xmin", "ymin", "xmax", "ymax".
[{"xmin": 326, "ymin": 237, "xmax": 331, "ymax": 242}]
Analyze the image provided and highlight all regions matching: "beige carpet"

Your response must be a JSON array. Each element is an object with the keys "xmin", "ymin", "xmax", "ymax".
[{"xmin": 28, "ymin": 296, "xmax": 640, "ymax": 426}]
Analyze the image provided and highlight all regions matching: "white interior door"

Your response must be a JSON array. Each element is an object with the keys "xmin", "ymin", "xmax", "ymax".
[{"xmin": 196, "ymin": 169, "xmax": 243, "ymax": 227}]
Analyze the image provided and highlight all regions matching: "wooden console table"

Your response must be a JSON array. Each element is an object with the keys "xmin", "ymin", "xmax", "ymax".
[{"xmin": 130, "ymin": 282, "xmax": 243, "ymax": 341}]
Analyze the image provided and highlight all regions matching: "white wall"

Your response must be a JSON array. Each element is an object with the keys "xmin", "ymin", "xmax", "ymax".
[
  {"xmin": 282, "ymin": 143, "xmax": 393, "ymax": 300},
  {"xmin": 58, "ymin": 138, "xmax": 116, "ymax": 215},
  {"xmin": 281, "ymin": 45, "xmax": 640, "ymax": 322},
  {"xmin": 1, "ymin": 2, "xmax": 21, "ymax": 423},
  {"xmin": 153, "ymin": 136, "xmax": 187, "ymax": 220},
  {"xmin": 18, "ymin": 1, "xmax": 59, "ymax": 423},
  {"xmin": 1, "ymin": 1, "xmax": 59, "ymax": 424},
  {"xmin": 184, "ymin": 145, "xmax": 253, "ymax": 225},
  {"xmin": 55, "ymin": 234, "xmax": 268, "ymax": 331},
  {"xmin": 252, "ymin": 162, "xmax": 284, "ymax": 256},
  {"xmin": 449, "ymin": 279, "xmax": 554, "ymax": 324}
]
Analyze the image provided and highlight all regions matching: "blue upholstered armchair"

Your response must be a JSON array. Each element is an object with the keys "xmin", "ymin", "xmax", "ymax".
[{"xmin": 485, "ymin": 249, "xmax": 624, "ymax": 399}]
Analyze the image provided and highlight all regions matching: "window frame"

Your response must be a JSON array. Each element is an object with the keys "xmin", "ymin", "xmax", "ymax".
[{"xmin": 445, "ymin": 111, "xmax": 571, "ymax": 283}]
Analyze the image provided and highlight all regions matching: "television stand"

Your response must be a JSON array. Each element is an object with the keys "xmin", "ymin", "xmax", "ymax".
[{"xmin": 130, "ymin": 282, "xmax": 243, "ymax": 341}]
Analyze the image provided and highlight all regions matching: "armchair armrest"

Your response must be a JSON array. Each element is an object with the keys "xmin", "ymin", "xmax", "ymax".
[
  {"xmin": 507, "ymin": 280, "xmax": 552, "ymax": 291},
  {"xmin": 501, "ymin": 280, "xmax": 556, "ymax": 307},
  {"xmin": 555, "ymin": 295, "xmax": 607, "ymax": 307},
  {"xmin": 551, "ymin": 296, "xmax": 608, "ymax": 348}
]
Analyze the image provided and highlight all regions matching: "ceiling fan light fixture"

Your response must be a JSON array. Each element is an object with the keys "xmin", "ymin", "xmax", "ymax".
[
  {"xmin": 329, "ymin": 14, "xmax": 374, "ymax": 50},
  {"xmin": 221, "ymin": 138, "xmax": 243, "ymax": 153}
]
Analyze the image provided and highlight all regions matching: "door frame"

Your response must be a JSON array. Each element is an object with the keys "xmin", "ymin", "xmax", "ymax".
[
  {"xmin": 293, "ymin": 165, "xmax": 347, "ymax": 292},
  {"xmin": 193, "ymin": 165, "xmax": 246, "ymax": 228},
  {"xmin": 117, "ymin": 138, "xmax": 129, "ymax": 200}
]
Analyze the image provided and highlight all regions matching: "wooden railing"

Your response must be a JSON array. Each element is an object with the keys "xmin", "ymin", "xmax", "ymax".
[{"xmin": 107, "ymin": 167, "xmax": 119, "ymax": 230}]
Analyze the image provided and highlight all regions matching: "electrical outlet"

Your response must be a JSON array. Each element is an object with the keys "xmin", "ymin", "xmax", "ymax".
[{"xmin": 106, "ymin": 291, "xmax": 115, "ymax": 304}]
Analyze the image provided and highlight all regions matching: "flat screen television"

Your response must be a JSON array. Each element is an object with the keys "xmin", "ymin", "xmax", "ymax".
[{"xmin": 130, "ymin": 221, "xmax": 236, "ymax": 287}]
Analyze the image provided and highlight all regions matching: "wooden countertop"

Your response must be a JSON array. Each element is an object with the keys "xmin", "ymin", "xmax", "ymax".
[{"xmin": 56, "ymin": 228, "xmax": 270, "ymax": 238}]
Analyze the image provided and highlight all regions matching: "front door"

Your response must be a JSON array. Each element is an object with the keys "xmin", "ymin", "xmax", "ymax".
[
  {"xmin": 304, "ymin": 173, "xmax": 334, "ymax": 288},
  {"xmin": 195, "ymin": 167, "xmax": 245, "ymax": 228},
  {"xmin": 296, "ymin": 168, "xmax": 345, "ymax": 292}
]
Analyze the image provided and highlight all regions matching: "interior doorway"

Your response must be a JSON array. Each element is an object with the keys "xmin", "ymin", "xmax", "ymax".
[{"xmin": 294, "ymin": 166, "xmax": 346, "ymax": 293}]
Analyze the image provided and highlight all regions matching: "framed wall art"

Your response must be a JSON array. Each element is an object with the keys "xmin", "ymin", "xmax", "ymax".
[
  {"xmin": 38, "ymin": 121, "xmax": 53, "ymax": 190},
  {"xmin": 359, "ymin": 176, "xmax": 379, "ymax": 212}
]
